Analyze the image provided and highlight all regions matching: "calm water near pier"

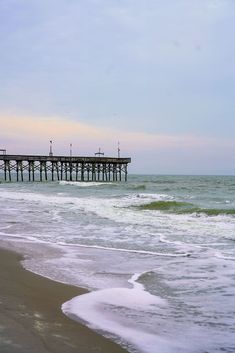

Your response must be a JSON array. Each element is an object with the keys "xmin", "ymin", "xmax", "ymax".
[{"xmin": 0, "ymin": 175, "xmax": 235, "ymax": 353}]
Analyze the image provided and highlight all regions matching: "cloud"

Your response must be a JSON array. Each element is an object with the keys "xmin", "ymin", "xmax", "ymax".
[
  {"xmin": 1, "ymin": 113, "xmax": 234, "ymax": 174},
  {"xmin": 0, "ymin": 0, "xmax": 234, "ymax": 139},
  {"xmin": 1, "ymin": 114, "xmax": 234, "ymax": 153},
  {"xmin": 103, "ymin": 0, "xmax": 232, "ymax": 66}
]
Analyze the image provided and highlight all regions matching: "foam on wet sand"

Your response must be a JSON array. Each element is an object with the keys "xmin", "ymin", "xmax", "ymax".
[{"xmin": 0, "ymin": 247, "xmax": 129, "ymax": 353}]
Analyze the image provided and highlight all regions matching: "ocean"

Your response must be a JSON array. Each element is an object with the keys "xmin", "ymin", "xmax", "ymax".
[{"xmin": 0, "ymin": 175, "xmax": 235, "ymax": 353}]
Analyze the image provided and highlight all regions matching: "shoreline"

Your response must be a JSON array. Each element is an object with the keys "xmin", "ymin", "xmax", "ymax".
[{"xmin": 0, "ymin": 246, "xmax": 129, "ymax": 353}]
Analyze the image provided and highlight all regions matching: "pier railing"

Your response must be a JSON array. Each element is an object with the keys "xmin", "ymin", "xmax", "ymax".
[{"xmin": 0, "ymin": 155, "xmax": 131, "ymax": 182}]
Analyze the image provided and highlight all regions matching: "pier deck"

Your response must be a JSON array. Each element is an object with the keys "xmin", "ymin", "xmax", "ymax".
[{"xmin": 0, "ymin": 155, "xmax": 131, "ymax": 182}]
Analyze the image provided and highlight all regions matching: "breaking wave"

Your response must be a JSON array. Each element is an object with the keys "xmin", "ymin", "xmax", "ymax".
[{"xmin": 136, "ymin": 201, "xmax": 235, "ymax": 216}]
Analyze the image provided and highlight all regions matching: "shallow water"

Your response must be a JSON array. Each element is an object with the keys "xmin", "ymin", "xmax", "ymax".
[{"xmin": 0, "ymin": 175, "xmax": 235, "ymax": 353}]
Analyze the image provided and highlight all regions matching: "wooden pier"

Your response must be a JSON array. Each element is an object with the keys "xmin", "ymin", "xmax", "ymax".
[{"xmin": 0, "ymin": 155, "xmax": 131, "ymax": 182}]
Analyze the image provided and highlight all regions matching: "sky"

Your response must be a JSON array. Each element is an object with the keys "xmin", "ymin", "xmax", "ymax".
[{"xmin": 0, "ymin": 0, "xmax": 234, "ymax": 174}]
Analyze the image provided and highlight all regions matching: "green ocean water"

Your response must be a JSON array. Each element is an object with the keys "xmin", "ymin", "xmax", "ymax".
[{"xmin": 0, "ymin": 175, "xmax": 235, "ymax": 353}]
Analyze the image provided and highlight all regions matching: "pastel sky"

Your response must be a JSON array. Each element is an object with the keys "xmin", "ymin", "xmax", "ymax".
[{"xmin": 0, "ymin": 0, "xmax": 234, "ymax": 174}]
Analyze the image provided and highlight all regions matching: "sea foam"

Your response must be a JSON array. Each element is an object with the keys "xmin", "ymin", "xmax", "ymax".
[{"xmin": 62, "ymin": 284, "xmax": 168, "ymax": 353}]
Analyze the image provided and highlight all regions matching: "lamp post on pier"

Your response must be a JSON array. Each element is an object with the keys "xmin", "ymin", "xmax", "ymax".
[
  {"xmin": 118, "ymin": 141, "xmax": 120, "ymax": 158},
  {"xmin": 49, "ymin": 140, "xmax": 53, "ymax": 156}
]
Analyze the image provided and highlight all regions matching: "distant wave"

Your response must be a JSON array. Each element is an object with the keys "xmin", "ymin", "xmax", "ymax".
[
  {"xmin": 135, "ymin": 201, "xmax": 235, "ymax": 216},
  {"xmin": 59, "ymin": 181, "xmax": 114, "ymax": 187},
  {"xmin": 142, "ymin": 179, "xmax": 177, "ymax": 184},
  {"xmin": 127, "ymin": 184, "xmax": 146, "ymax": 190}
]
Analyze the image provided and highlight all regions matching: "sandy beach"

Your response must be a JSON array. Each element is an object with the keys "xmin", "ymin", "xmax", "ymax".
[{"xmin": 0, "ymin": 247, "xmax": 129, "ymax": 353}]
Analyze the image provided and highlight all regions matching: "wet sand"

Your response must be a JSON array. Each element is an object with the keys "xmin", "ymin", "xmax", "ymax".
[{"xmin": 0, "ymin": 247, "xmax": 129, "ymax": 353}]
